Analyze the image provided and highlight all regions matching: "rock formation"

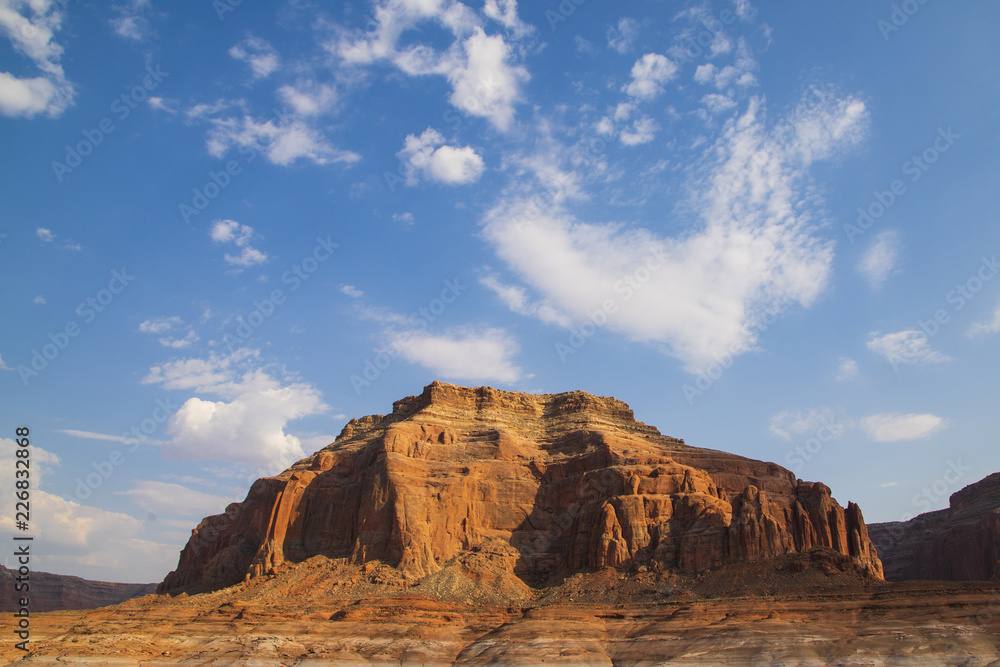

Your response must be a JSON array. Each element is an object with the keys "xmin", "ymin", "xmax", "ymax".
[
  {"xmin": 160, "ymin": 382, "xmax": 882, "ymax": 593},
  {"xmin": 0, "ymin": 565, "xmax": 155, "ymax": 612},
  {"xmin": 870, "ymin": 472, "xmax": 1000, "ymax": 582}
]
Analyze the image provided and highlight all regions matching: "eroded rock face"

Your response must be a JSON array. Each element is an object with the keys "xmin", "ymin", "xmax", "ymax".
[
  {"xmin": 159, "ymin": 382, "xmax": 882, "ymax": 593},
  {"xmin": 870, "ymin": 473, "xmax": 1000, "ymax": 582}
]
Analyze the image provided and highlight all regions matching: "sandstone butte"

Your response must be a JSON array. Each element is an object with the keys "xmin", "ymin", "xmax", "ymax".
[{"xmin": 159, "ymin": 381, "xmax": 884, "ymax": 593}]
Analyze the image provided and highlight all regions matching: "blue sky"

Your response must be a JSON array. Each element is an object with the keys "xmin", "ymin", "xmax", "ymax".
[{"xmin": 1, "ymin": 0, "xmax": 998, "ymax": 583}]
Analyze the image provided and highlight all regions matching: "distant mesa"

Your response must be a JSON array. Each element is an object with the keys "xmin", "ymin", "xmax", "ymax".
[
  {"xmin": 0, "ymin": 566, "xmax": 155, "ymax": 612},
  {"xmin": 159, "ymin": 381, "xmax": 884, "ymax": 594},
  {"xmin": 871, "ymin": 472, "xmax": 1000, "ymax": 582}
]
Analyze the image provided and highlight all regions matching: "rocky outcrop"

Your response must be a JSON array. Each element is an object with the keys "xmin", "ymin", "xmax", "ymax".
[
  {"xmin": 0, "ymin": 565, "xmax": 155, "ymax": 612},
  {"xmin": 870, "ymin": 473, "xmax": 1000, "ymax": 582},
  {"xmin": 160, "ymin": 382, "xmax": 882, "ymax": 593}
]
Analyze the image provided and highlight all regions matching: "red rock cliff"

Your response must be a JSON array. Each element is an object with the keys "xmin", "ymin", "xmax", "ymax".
[{"xmin": 160, "ymin": 382, "xmax": 882, "ymax": 592}]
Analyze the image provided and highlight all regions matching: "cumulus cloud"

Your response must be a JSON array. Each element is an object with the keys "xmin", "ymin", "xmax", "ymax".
[
  {"xmin": 607, "ymin": 17, "xmax": 640, "ymax": 54},
  {"xmin": 142, "ymin": 349, "xmax": 329, "ymax": 469},
  {"xmin": 867, "ymin": 330, "xmax": 952, "ymax": 368},
  {"xmin": 333, "ymin": 2, "xmax": 529, "ymax": 130},
  {"xmin": 624, "ymin": 53, "xmax": 677, "ymax": 99},
  {"xmin": 397, "ymin": 128, "xmax": 485, "ymax": 185},
  {"xmin": 209, "ymin": 219, "xmax": 268, "ymax": 268},
  {"xmin": 859, "ymin": 229, "xmax": 901, "ymax": 289},
  {"xmin": 483, "ymin": 90, "xmax": 869, "ymax": 373},
  {"xmin": 861, "ymin": 413, "xmax": 949, "ymax": 442},
  {"xmin": 398, "ymin": 327, "xmax": 523, "ymax": 384},
  {"xmin": 0, "ymin": 0, "xmax": 75, "ymax": 118},
  {"xmin": 229, "ymin": 36, "xmax": 280, "ymax": 78},
  {"xmin": 36, "ymin": 226, "xmax": 54, "ymax": 241},
  {"xmin": 0, "ymin": 439, "xmax": 175, "ymax": 582}
]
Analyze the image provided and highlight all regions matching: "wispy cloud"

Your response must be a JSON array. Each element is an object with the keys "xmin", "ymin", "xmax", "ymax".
[
  {"xmin": 836, "ymin": 357, "xmax": 859, "ymax": 381},
  {"xmin": 859, "ymin": 229, "xmax": 901, "ymax": 289},
  {"xmin": 967, "ymin": 304, "xmax": 1000, "ymax": 338},
  {"xmin": 484, "ymin": 88, "xmax": 869, "ymax": 373},
  {"xmin": 229, "ymin": 36, "xmax": 280, "ymax": 79},
  {"xmin": 867, "ymin": 330, "xmax": 951, "ymax": 368},
  {"xmin": 607, "ymin": 17, "xmax": 640, "ymax": 54},
  {"xmin": 861, "ymin": 413, "xmax": 948, "ymax": 442}
]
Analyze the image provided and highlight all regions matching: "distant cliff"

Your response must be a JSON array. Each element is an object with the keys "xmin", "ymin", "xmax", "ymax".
[
  {"xmin": 0, "ymin": 565, "xmax": 155, "ymax": 612},
  {"xmin": 870, "ymin": 473, "xmax": 1000, "ymax": 582}
]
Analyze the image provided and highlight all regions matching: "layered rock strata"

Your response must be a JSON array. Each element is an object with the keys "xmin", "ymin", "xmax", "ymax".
[{"xmin": 160, "ymin": 382, "xmax": 882, "ymax": 592}]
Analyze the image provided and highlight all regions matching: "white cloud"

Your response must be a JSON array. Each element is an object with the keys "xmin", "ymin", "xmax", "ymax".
[
  {"xmin": 446, "ymin": 29, "xmax": 528, "ymax": 131},
  {"xmin": 110, "ymin": 0, "xmax": 153, "ymax": 42},
  {"xmin": 57, "ymin": 429, "xmax": 167, "ymax": 445},
  {"xmin": 620, "ymin": 116, "xmax": 659, "ymax": 146},
  {"xmin": 33, "ymin": 295, "xmax": 45, "ymax": 304},
  {"xmin": 341, "ymin": 284, "xmax": 364, "ymax": 298},
  {"xmin": 209, "ymin": 219, "xmax": 268, "ymax": 268},
  {"xmin": 205, "ymin": 114, "xmax": 360, "ymax": 166},
  {"xmin": 139, "ymin": 316, "xmax": 182, "ymax": 335},
  {"xmin": 0, "ymin": 353, "xmax": 11, "ymax": 370},
  {"xmin": 334, "ymin": 3, "xmax": 528, "ymax": 131},
  {"xmin": 859, "ymin": 229, "xmax": 901, "ymax": 289},
  {"xmin": 393, "ymin": 211, "xmax": 415, "ymax": 226},
  {"xmin": 483, "ymin": 91, "xmax": 869, "ymax": 373},
  {"xmin": 36, "ymin": 226, "xmax": 54, "ymax": 241},
  {"xmin": 147, "ymin": 96, "xmax": 177, "ymax": 114},
  {"xmin": 769, "ymin": 408, "xmax": 845, "ymax": 440},
  {"xmin": 607, "ymin": 17, "xmax": 640, "ymax": 54},
  {"xmin": 0, "ymin": 0, "xmax": 75, "ymax": 118},
  {"xmin": 483, "ymin": 0, "xmax": 532, "ymax": 38},
  {"xmin": 142, "ymin": 349, "xmax": 328, "ymax": 470},
  {"xmin": 701, "ymin": 92, "xmax": 736, "ymax": 114},
  {"xmin": 398, "ymin": 327, "xmax": 524, "ymax": 384},
  {"xmin": 624, "ymin": 53, "xmax": 677, "ymax": 100},
  {"xmin": 278, "ymin": 80, "xmax": 338, "ymax": 117},
  {"xmin": 229, "ymin": 36, "xmax": 280, "ymax": 78},
  {"xmin": 119, "ymin": 481, "xmax": 238, "ymax": 518},
  {"xmin": 0, "ymin": 439, "xmax": 174, "ymax": 582},
  {"xmin": 867, "ymin": 330, "xmax": 952, "ymax": 368},
  {"xmin": 397, "ymin": 128, "xmax": 485, "ymax": 185},
  {"xmin": 861, "ymin": 413, "xmax": 948, "ymax": 442},
  {"xmin": 967, "ymin": 305, "xmax": 1000, "ymax": 338},
  {"xmin": 836, "ymin": 357, "xmax": 859, "ymax": 381},
  {"xmin": 480, "ymin": 274, "xmax": 572, "ymax": 327}
]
